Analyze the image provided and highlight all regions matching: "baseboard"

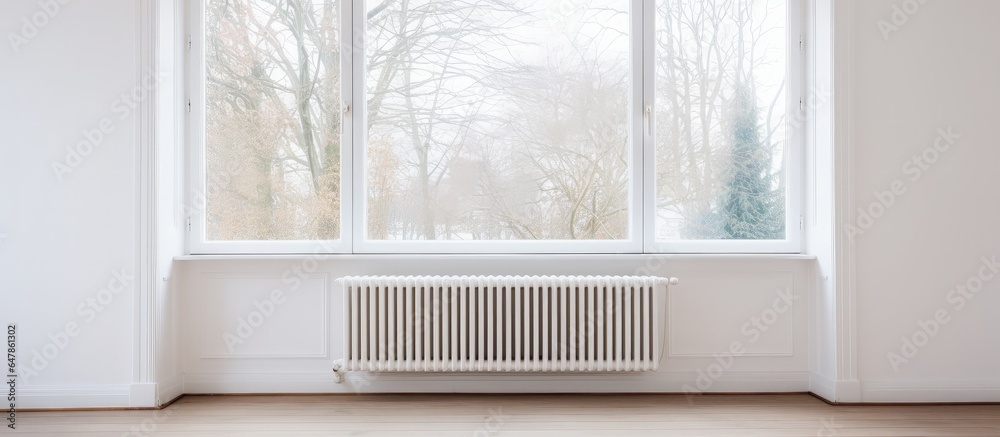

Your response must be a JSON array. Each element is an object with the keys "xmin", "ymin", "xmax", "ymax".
[
  {"xmin": 835, "ymin": 379, "xmax": 862, "ymax": 402},
  {"xmin": 25, "ymin": 376, "xmax": 999, "ymax": 407},
  {"xmin": 862, "ymin": 381, "xmax": 1000, "ymax": 403},
  {"xmin": 130, "ymin": 383, "xmax": 157, "ymax": 407},
  {"xmin": 19, "ymin": 385, "xmax": 132, "ymax": 409},
  {"xmin": 183, "ymin": 371, "xmax": 811, "ymax": 394},
  {"xmin": 157, "ymin": 374, "xmax": 184, "ymax": 407},
  {"xmin": 808, "ymin": 372, "xmax": 837, "ymax": 402},
  {"xmin": 20, "ymin": 381, "xmax": 185, "ymax": 410}
]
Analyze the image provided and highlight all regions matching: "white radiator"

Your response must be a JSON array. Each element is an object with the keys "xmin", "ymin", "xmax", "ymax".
[{"xmin": 335, "ymin": 275, "xmax": 677, "ymax": 374}]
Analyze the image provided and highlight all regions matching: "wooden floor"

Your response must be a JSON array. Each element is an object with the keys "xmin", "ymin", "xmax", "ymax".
[{"xmin": 15, "ymin": 394, "xmax": 1000, "ymax": 436}]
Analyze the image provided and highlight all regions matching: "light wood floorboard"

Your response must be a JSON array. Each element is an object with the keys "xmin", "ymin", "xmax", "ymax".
[{"xmin": 14, "ymin": 394, "xmax": 1000, "ymax": 436}]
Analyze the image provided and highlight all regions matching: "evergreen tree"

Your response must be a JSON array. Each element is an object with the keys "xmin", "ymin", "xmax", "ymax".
[{"xmin": 718, "ymin": 82, "xmax": 784, "ymax": 239}]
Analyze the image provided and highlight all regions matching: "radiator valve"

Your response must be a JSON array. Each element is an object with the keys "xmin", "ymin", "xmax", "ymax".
[{"xmin": 332, "ymin": 360, "xmax": 345, "ymax": 384}]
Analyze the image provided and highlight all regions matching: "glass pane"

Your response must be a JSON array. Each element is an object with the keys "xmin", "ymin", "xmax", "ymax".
[
  {"xmin": 654, "ymin": 0, "xmax": 787, "ymax": 241},
  {"xmin": 205, "ymin": 0, "xmax": 342, "ymax": 241},
  {"xmin": 366, "ymin": 0, "xmax": 631, "ymax": 241}
]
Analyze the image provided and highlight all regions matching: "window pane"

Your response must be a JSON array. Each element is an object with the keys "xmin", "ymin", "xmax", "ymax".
[
  {"xmin": 205, "ymin": 0, "xmax": 341, "ymax": 241},
  {"xmin": 366, "ymin": 0, "xmax": 631, "ymax": 241},
  {"xmin": 654, "ymin": 0, "xmax": 787, "ymax": 241}
]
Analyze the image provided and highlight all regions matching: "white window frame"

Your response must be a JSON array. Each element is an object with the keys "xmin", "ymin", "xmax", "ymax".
[{"xmin": 186, "ymin": 0, "xmax": 804, "ymax": 255}]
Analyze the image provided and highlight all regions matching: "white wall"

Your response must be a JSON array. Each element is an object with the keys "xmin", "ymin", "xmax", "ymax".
[
  {"xmin": 0, "ymin": 0, "xmax": 140, "ymax": 408},
  {"xmin": 5, "ymin": 0, "xmax": 1000, "ymax": 408},
  {"xmin": 849, "ymin": 0, "xmax": 1000, "ymax": 402},
  {"xmin": 177, "ymin": 256, "xmax": 813, "ymax": 394}
]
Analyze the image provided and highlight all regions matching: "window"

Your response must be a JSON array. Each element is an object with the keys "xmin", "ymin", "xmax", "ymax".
[
  {"xmin": 647, "ymin": 0, "xmax": 800, "ymax": 253},
  {"xmin": 191, "ymin": 0, "xmax": 351, "ymax": 253},
  {"xmin": 189, "ymin": 0, "xmax": 802, "ymax": 254}
]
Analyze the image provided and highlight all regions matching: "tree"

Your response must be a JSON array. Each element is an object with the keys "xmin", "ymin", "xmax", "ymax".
[
  {"xmin": 656, "ymin": 0, "xmax": 788, "ymax": 241},
  {"xmin": 718, "ymin": 82, "xmax": 784, "ymax": 239},
  {"xmin": 365, "ymin": 0, "xmax": 525, "ymax": 240},
  {"xmin": 496, "ymin": 44, "xmax": 630, "ymax": 240},
  {"xmin": 365, "ymin": 0, "xmax": 630, "ymax": 241},
  {"xmin": 205, "ymin": 0, "xmax": 342, "ymax": 241}
]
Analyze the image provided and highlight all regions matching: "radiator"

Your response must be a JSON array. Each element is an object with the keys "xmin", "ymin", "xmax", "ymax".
[{"xmin": 335, "ymin": 275, "xmax": 677, "ymax": 374}]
